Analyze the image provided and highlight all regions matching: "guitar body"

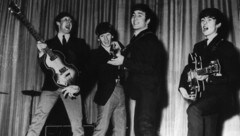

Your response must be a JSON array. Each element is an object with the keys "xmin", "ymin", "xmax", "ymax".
[
  {"xmin": 43, "ymin": 50, "xmax": 79, "ymax": 87},
  {"xmin": 186, "ymin": 53, "xmax": 221, "ymax": 99},
  {"xmin": 187, "ymin": 53, "xmax": 205, "ymax": 99}
]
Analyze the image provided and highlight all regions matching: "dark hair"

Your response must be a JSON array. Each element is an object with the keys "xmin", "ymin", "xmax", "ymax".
[
  {"xmin": 199, "ymin": 8, "xmax": 227, "ymax": 37},
  {"xmin": 54, "ymin": 12, "xmax": 75, "ymax": 32},
  {"xmin": 131, "ymin": 4, "xmax": 158, "ymax": 32},
  {"xmin": 95, "ymin": 22, "xmax": 118, "ymax": 40},
  {"xmin": 131, "ymin": 4, "xmax": 153, "ymax": 21},
  {"xmin": 199, "ymin": 8, "xmax": 224, "ymax": 25}
]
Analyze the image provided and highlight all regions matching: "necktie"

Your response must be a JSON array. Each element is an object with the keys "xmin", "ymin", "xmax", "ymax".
[{"xmin": 62, "ymin": 35, "xmax": 67, "ymax": 46}]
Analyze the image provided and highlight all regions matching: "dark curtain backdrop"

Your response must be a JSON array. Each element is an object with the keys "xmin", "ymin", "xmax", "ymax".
[{"xmin": 0, "ymin": 0, "xmax": 240, "ymax": 136}]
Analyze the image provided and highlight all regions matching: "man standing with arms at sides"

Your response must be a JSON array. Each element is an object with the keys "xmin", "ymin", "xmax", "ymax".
[
  {"xmin": 85, "ymin": 22, "xmax": 126, "ymax": 136},
  {"xmin": 26, "ymin": 12, "xmax": 89, "ymax": 136},
  {"xmin": 108, "ymin": 4, "xmax": 166, "ymax": 136},
  {"xmin": 179, "ymin": 8, "xmax": 240, "ymax": 136}
]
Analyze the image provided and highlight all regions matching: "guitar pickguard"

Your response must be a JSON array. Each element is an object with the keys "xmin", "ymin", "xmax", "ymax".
[{"xmin": 43, "ymin": 50, "xmax": 79, "ymax": 87}]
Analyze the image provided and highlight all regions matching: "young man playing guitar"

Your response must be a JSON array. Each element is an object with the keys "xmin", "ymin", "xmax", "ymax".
[
  {"xmin": 26, "ymin": 12, "xmax": 89, "ymax": 136},
  {"xmin": 179, "ymin": 8, "xmax": 240, "ymax": 136}
]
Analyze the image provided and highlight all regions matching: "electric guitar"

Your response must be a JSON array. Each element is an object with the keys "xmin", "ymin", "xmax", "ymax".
[
  {"xmin": 187, "ymin": 53, "xmax": 221, "ymax": 99},
  {"xmin": 8, "ymin": 1, "xmax": 79, "ymax": 88}
]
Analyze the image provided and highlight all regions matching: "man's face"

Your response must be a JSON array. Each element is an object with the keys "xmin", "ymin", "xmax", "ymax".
[
  {"xmin": 57, "ymin": 16, "xmax": 72, "ymax": 34},
  {"xmin": 201, "ymin": 16, "xmax": 221, "ymax": 37},
  {"xmin": 131, "ymin": 10, "xmax": 150, "ymax": 31},
  {"xmin": 99, "ymin": 32, "xmax": 112, "ymax": 48}
]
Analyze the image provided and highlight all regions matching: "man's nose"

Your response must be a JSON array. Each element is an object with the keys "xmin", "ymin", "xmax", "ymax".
[
  {"xmin": 66, "ymin": 19, "xmax": 72, "ymax": 23},
  {"xmin": 203, "ymin": 20, "xmax": 208, "ymax": 25},
  {"xmin": 104, "ymin": 36, "xmax": 108, "ymax": 41},
  {"xmin": 132, "ymin": 15, "xmax": 137, "ymax": 20}
]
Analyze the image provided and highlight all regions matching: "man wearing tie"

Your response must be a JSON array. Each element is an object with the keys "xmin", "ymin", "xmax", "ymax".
[{"xmin": 26, "ymin": 12, "xmax": 89, "ymax": 136}]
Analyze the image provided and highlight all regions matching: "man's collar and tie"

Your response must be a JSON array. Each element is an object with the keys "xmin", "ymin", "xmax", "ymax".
[
  {"xmin": 58, "ymin": 33, "xmax": 70, "ymax": 45},
  {"xmin": 62, "ymin": 35, "xmax": 67, "ymax": 46}
]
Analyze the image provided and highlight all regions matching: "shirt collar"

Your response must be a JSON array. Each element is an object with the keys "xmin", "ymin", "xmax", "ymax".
[{"xmin": 58, "ymin": 33, "xmax": 70, "ymax": 43}]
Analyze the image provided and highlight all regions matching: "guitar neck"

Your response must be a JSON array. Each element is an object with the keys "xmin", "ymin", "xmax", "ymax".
[
  {"xmin": 14, "ymin": 12, "xmax": 58, "ymax": 59},
  {"xmin": 197, "ymin": 68, "xmax": 209, "ymax": 75},
  {"xmin": 197, "ymin": 66, "xmax": 217, "ymax": 75},
  {"xmin": 14, "ymin": 12, "xmax": 44, "ymax": 42},
  {"xmin": 9, "ymin": 2, "xmax": 58, "ymax": 60}
]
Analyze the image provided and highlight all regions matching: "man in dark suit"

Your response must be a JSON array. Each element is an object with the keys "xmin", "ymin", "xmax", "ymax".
[
  {"xmin": 26, "ymin": 12, "xmax": 89, "ymax": 136},
  {"xmin": 108, "ymin": 4, "xmax": 166, "ymax": 136},
  {"xmin": 86, "ymin": 22, "xmax": 126, "ymax": 136},
  {"xmin": 179, "ymin": 8, "xmax": 240, "ymax": 136}
]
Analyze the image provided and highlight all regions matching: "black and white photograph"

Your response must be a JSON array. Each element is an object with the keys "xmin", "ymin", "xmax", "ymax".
[{"xmin": 0, "ymin": 0, "xmax": 240, "ymax": 136}]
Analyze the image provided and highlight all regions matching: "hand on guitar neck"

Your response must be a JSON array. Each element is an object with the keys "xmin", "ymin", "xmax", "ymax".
[
  {"xmin": 36, "ymin": 41, "xmax": 47, "ymax": 57},
  {"xmin": 187, "ymin": 70, "xmax": 209, "ymax": 81}
]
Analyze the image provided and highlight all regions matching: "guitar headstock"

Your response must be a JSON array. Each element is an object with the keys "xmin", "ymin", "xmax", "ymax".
[
  {"xmin": 8, "ymin": 1, "xmax": 21, "ymax": 15},
  {"xmin": 8, "ymin": 1, "xmax": 44, "ymax": 42}
]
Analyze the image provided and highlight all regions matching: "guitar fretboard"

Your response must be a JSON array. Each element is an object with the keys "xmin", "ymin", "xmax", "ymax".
[
  {"xmin": 13, "ymin": 12, "xmax": 43, "ymax": 42},
  {"xmin": 196, "ymin": 60, "xmax": 220, "ymax": 75}
]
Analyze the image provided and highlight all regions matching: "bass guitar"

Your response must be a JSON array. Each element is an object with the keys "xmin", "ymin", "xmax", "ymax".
[
  {"xmin": 187, "ymin": 53, "xmax": 221, "ymax": 99},
  {"xmin": 8, "ymin": 1, "xmax": 79, "ymax": 88}
]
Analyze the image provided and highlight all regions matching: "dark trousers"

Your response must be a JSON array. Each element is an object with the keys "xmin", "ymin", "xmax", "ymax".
[
  {"xmin": 187, "ymin": 94, "xmax": 230, "ymax": 136},
  {"xmin": 134, "ymin": 91, "xmax": 158, "ymax": 136}
]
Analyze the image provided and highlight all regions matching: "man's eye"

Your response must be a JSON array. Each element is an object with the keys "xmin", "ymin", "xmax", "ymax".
[{"xmin": 62, "ymin": 18, "xmax": 72, "ymax": 22}]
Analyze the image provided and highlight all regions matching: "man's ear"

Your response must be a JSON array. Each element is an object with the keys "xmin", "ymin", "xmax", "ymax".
[
  {"xmin": 146, "ymin": 19, "xmax": 150, "ymax": 26},
  {"xmin": 216, "ymin": 23, "xmax": 222, "ymax": 29},
  {"xmin": 56, "ymin": 21, "xmax": 60, "ymax": 27}
]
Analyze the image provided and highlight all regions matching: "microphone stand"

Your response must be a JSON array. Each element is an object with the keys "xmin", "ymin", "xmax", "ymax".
[{"xmin": 22, "ymin": 90, "xmax": 41, "ymax": 124}]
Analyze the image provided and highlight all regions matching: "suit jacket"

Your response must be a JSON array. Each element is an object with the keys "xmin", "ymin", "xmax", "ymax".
[
  {"xmin": 86, "ymin": 45, "xmax": 122, "ymax": 105},
  {"xmin": 39, "ymin": 35, "xmax": 89, "ymax": 91},
  {"xmin": 123, "ymin": 29, "xmax": 166, "ymax": 100}
]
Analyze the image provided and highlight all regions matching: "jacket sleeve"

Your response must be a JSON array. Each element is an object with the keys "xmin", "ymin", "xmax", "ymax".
[{"xmin": 207, "ymin": 42, "xmax": 240, "ymax": 88}]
